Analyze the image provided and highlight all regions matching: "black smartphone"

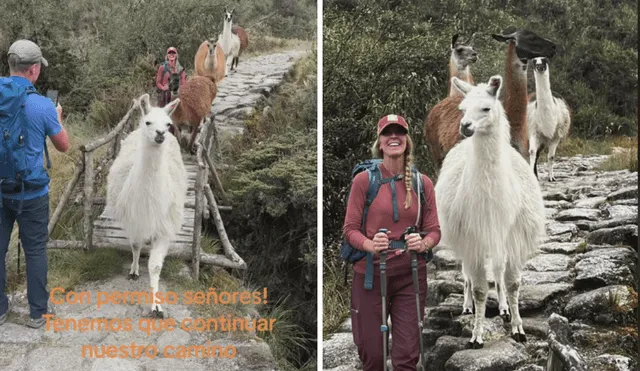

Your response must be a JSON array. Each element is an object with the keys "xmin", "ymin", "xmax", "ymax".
[{"xmin": 46, "ymin": 90, "xmax": 59, "ymax": 105}]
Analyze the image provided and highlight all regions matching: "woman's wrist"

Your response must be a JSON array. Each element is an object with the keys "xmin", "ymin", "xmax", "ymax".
[{"xmin": 421, "ymin": 236, "xmax": 434, "ymax": 251}]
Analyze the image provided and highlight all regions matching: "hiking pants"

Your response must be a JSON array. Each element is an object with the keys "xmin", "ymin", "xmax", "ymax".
[
  {"xmin": 0, "ymin": 194, "xmax": 49, "ymax": 319},
  {"xmin": 351, "ymin": 266, "xmax": 427, "ymax": 371}
]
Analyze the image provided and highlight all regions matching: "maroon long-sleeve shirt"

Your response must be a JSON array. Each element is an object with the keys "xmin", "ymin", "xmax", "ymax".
[{"xmin": 343, "ymin": 163, "xmax": 441, "ymax": 277}]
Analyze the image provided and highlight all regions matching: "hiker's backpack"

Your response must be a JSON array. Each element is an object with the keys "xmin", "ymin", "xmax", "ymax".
[
  {"xmin": 0, "ymin": 77, "xmax": 51, "ymax": 199},
  {"xmin": 161, "ymin": 62, "xmax": 184, "ymax": 80},
  {"xmin": 339, "ymin": 159, "xmax": 433, "ymax": 290}
]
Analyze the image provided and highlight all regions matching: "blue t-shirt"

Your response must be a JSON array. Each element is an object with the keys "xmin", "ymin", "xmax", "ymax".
[{"xmin": 3, "ymin": 76, "xmax": 62, "ymax": 200}]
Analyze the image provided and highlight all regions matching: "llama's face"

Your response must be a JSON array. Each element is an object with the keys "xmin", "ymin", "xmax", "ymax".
[
  {"xmin": 224, "ymin": 9, "xmax": 234, "ymax": 24},
  {"xmin": 138, "ymin": 94, "xmax": 180, "ymax": 144},
  {"xmin": 453, "ymin": 76, "xmax": 503, "ymax": 138},
  {"xmin": 378, "ymin": 124, "xmax": 407, "ymax": 158},
  {"xmin": 532, "ymin": 57, "xmax": 548, "ymax": 73},
  {"xmin": 168, "ymin": 73, "xmax": 180, "ymax": 93},
  {"xmin": 451, "ymin": 33, "xmax": 478, "ymax": 69}
]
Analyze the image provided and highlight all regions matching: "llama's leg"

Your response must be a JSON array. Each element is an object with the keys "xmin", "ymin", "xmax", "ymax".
[
  {"xmin": 467, "ymin": 261, "xmax": 488, "ymax": 349},
  {"xmin": 128, "ymin": 242, "xmax": 141, "ymax": 280},
  {"xmin": 461, "ymin": 262, "xmax": 473, "ymax": 315},
  {"xmin": 504, "ymin": 259, "xmax": 526, "ymax": 342},
  {"xmin": 528, "ymin": 135, "xmax": 538, "ymax": 178},
  {"xmin": 547, "ymin": 139, "xmax": 560, "ymax": 182},
  {"xmin": 148, "ymin": 237, "xmax": 170, "ymax": 318},
  {"xmin": 492, "ymin": 257, "xmax": 510, "ymax": 322}
]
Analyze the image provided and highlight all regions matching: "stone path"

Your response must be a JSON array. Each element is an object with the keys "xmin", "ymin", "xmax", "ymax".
[
  {"xmin": 0, "ymin": 50, "xmax": 308, "ymax": 371},
  {"xmin": 212, "ymin": 51, "xmax": 306, "ymax": 138},
  {"xmin": 324, "ymin": 153, "xmax": 638, "ymax": 371}
]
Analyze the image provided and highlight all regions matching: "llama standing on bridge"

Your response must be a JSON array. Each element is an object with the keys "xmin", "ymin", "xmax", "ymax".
[
  {"xmin": 105, "ymin": 94, "xmax": 188, "ymax": 318},
  {"xmin": 424, "ymin": 33, "xmax": 478, "ymax": 167},
  {"xmin": 170, "ymin": 75, "xmax": 218, "ymax": 152},
  {"xmin": 217, "ymin": 9, "xmax": 245, "ymax": 75},
  {"xmin": 527, "ymin": 57, "xmax": 571, "ymax": 181},
  {"xmin": 195, "ymin": 38, "xmax": 226, "ymax": 84},
  {"xmin": 435, "ymin": 75, "xmax": 546, "ymax": 349}
]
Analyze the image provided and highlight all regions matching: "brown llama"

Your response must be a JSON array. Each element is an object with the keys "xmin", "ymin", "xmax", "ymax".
[
  {"xmin": 232, "ymin": 25, "xmax": 249, "ymax": 55},
  {"xmin": 170, "ymin": 75, "xmax": 217, "ymax": 152},
  {"xmin": 424, "ymin": 33, "xmax": 478, "ymax": 168},
  {"xmin": 194, "ymin": 39, "xmax": 226, "ymax": 84}
]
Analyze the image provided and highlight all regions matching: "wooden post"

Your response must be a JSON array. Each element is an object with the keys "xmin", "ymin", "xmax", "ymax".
[
  {"xmin": 48, "ymin": 164, "xmax": 83, "ymax": 235},
  {"xmin": 83, "ymin": 151, "xmax": 94, "ymax": 250},
  {"xmin": 204, "ymin": 184, "xmax": 246, "ymax": 269}
]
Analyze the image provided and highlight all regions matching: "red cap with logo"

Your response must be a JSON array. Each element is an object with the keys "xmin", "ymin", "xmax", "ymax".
[
  {"xmin": 377, "ymin": 114, "xmax": 408, "ymax": 136},
  {"xmin": 167, "ymin": 47, "xmax": 178, "ymax": 54}
]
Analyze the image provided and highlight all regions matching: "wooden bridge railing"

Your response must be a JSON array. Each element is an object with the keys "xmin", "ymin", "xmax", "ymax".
[{"xmin": 46, "ymin": 101, "xmax": 245, "ymax": 278}]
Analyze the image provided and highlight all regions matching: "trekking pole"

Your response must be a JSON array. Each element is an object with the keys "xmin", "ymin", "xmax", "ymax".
[
  {"xmin": 411, "ymin": 249, "xmax": 426, "ymax": 371},
  {"xmin": 378, "ymin": 228, "xmax": 389, "ymax": 371}
]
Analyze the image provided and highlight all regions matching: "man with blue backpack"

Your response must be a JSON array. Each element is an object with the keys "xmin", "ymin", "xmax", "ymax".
[{"xmin": 0, "ymin": 39, "xmax": 69, "ymax": 329}]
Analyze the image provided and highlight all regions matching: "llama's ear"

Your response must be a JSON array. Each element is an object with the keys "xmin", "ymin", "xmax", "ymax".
[
  {"xmin": 164, "ymin": 98, "xmax": 180, "ymax": 116},
  {"xmin": 451, "ymin": 34, "xmax": 459, "ymax": 48},
  {"xmin": 486, "ymin": 75, "xmax": 502, "ymax": 97},
  {"xmin": 451, "ymin": 77, "xmax": 472, "ymax": 96},
  {"xmin": 466, "ymin": 32, "xmax": 476, "ymax": 46},
  {"xmin": 139, "ymin": 94, "xmax": 152, "ymax": 115}
]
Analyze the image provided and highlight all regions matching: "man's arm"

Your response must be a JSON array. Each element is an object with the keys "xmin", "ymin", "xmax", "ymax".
[{"xmin": 49, "ymin": 104, "xmax": 69, "ymax": 153}]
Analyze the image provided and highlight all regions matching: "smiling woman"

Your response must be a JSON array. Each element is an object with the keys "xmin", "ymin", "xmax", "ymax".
[{"xmin": 341, "ymin": 114, "xmax": 441, "ymax": 370}]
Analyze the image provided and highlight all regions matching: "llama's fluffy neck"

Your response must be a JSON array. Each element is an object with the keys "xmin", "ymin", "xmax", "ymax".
[
  {"xmin": 449, "ymin": 56, "xmax": 473, "ymax": 97},
  {"xmin": 204, "ymin": 45, "xmax": 218, "ymax": 71},
  {"xmin": 131, "ymin": 135, "xmax": 169, "ymax": 183},
  {"xmin": 533, "ymin": 69, "xmax": 553, "ymax": 104},
  {"xmin": 222, "ymin": 20, "xmax": 233, "ymax": 44},
  {"xmin": 504, "ymin": 42, "xmax": 528, "ymax": 157}
]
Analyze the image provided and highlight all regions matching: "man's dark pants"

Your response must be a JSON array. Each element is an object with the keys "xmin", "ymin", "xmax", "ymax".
[{"xmin": 0, "ymin": 194, "xmax": 49, "ymax": 319}]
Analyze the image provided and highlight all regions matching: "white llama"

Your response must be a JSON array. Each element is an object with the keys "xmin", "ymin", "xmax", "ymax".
[
  {"xmin": 527, "ymin": 57, "xmax": 571, "ymax": 181},
  {"xmin": 105, "ymin": 94, "xmax": 188, "ymax": 318},
  {"xmin": 217, "ymin": 8, "xmax": 241, "ymax": 76},
  {"xmin": 435, "ymin": 75, "xmax": 546, "ymax": 348}
]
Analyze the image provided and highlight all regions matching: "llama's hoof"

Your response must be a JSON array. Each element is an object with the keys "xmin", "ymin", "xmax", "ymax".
[
  {"xmin": 466, "ymin": 340, "xmax": 484, "ymax": 349},
  {"xmin": 512, "ymin": 332, "xmax": 527, "ymax": 343},
  {"xmin": 500, "ymin": 312, "xmax": 511, "ymax": 323},
  {"xmin": 462, "ymin": 308, "xmax": 473, "ymax": 315},
  {"xmin": 548, "ymin": 176, "xmax": 556, "ymax": 182},
  {"xmin": 152, "ymin": 308, "xmax": 164, "ymax": 319},
  {"xmin": 127, "ymin": 273, "xmax": 140, "ymax": 281}
]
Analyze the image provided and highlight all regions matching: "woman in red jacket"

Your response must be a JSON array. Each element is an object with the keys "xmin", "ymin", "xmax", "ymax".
[
  {"xmin": 343, "ymin": 114, "xmax": 441, "ymax": 371},
  {"xmin": 156, "ymin": 46, "xmax": 187, "ymax": 107}
]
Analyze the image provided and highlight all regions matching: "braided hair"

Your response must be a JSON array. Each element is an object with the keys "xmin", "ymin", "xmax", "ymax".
[{"xmin": 371, "ymin": 135, "xmax": 415, "ymax": 209}]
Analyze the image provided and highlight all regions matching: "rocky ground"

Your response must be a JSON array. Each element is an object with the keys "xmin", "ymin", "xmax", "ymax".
[
  {"xmin": 0, "ymin": 50, "xmax": 307, "ymax": 371},
  {"xmin": 324, "ymin": 154, "xmax": 638, "ymax": 371}
]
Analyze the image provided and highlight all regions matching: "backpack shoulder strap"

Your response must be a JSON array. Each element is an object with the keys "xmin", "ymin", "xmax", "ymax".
[{"xmin": 361, "ymin": 163, "xmax": 381, "ymax": 229}]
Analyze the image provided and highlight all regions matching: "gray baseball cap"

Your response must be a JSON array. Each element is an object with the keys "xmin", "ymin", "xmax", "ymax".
[{"xmin": 7, "ymin": 40, "xmax": 48, "ymax": 67}]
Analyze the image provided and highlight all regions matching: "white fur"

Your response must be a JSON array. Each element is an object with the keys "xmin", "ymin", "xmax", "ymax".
[
  {"xmin": 217, "ymin": 9, "xmax": 241, "ymax": 76},
  {"xmin": 436, "ymin": 76, "xmax": 546, "ymax": 347},
  {"xmin": 105, "ymin": 94, "xmax": 188, "ymax": 316},
  {"xmin": 527, "ymin": 57, "xmax": 571, "ymax": 181}
]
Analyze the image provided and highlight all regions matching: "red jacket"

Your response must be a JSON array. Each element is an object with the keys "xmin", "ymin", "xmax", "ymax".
[
  {"xmin": 156, "ymin": 61, "xmax": 186, "ymax": 91},
  {"xmin": 343, "ymin": 163, "xmax": 441, "ymax": 276}
]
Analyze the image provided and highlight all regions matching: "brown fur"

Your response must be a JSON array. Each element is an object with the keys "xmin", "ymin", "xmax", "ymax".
[
  {"xmin": 170, "ymin": 75, "xmax": 217, "ymax": 151},
  {"xmin": 232, "ymin": 25, "xmax": 249, "ymax": 54},
  {"xmin": 504, "ymin": 42, "xmax": 529, "ymax": 157},
  {"xmin": 424, "ymin": 96, "xmax": 464, "ymax": 168},
  {"xmin": 194, "ymin": 40, "xmax": 226, "ymax": 84}
]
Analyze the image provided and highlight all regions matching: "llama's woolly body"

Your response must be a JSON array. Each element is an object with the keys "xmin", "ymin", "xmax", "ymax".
[
  {"xmin": 105, "ymin": 95, "xmax": 188, "ymax": 317},
  {"xmin": 170, "ymin": 75, "xmax": 217, "ymax": 150},
  {"xmin": 194, "ymin": 40, "xmax": 225, "ymax": 83},
  {"xmin": 106, "ymin": 120, "xmax": 187, "ymax": 246},
  {"xmin": 435, "ymin": 76, "xmax": 546, "ymax": 347},
  {"xmin": 527, "ymin": 57, "xmax": 571, "ymax": 181},
  {"xmin": 232, "ymin": 25, "xmax": 249, "ymax": 54}
]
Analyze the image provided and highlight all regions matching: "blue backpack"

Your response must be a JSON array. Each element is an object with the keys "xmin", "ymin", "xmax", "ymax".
[
  {"xmin": 0, "ymin": 77, "xmax": 51, "ymax": 208},
  {"xmin": 340, "ymin": 159, "xmax": 432, "ymax": 290}
]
